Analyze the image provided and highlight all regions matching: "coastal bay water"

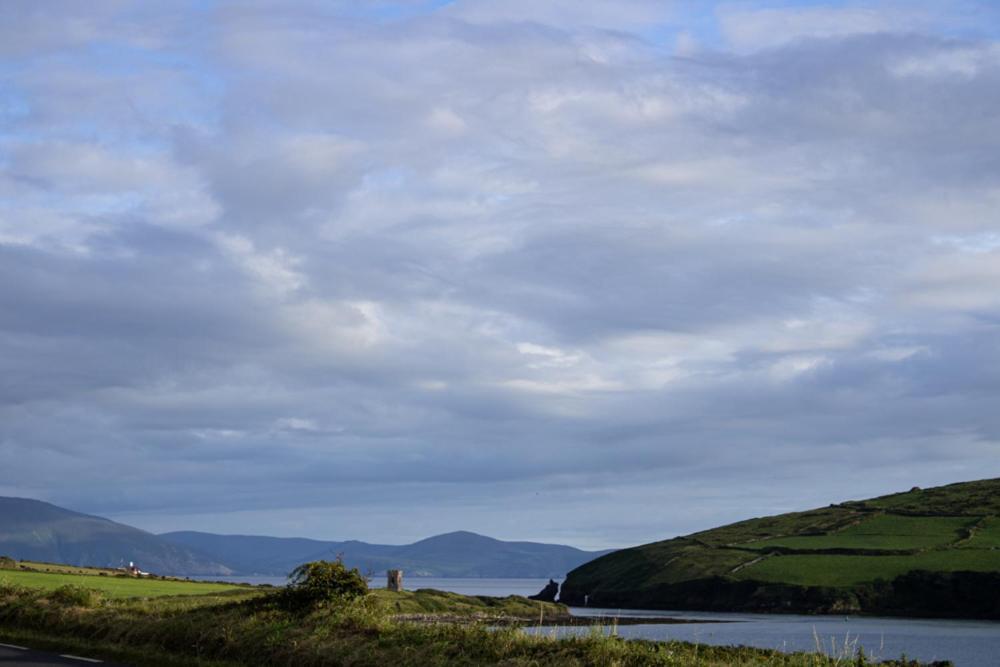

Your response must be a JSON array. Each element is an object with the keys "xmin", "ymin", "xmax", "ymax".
[
  {"xmin": 191, "ymin": 577, "xmax": 999, "ymax": 666},
  {"xmin": 189, "ymin": 575, "xmax": 555, "ymax": 597},
  {"xmin": 540, "ymin": 608, "xmax": 1000, "ymax": 667}
]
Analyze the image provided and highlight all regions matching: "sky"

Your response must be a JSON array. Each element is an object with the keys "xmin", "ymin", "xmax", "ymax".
[{"xmin": 2, "ymin": 1, "xmax": 1000, "ymax": 550}]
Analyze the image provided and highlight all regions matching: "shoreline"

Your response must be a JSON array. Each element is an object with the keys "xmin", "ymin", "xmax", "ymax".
[{"xmin": 393, "ymin": 612, "xmax": 735, "ymax": 627}]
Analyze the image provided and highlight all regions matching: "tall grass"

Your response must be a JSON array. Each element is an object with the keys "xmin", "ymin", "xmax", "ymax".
[{"xmin": 0, "ymin": 580, "xmax": 950, "ymax": 666}]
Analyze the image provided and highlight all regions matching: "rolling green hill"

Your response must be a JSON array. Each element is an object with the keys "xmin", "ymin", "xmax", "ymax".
[{"xmin": 559, "ymin": 478, "xmax": 1000, "ymax": 618}]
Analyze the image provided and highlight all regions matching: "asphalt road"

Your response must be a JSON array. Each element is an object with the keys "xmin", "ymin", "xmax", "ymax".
[{"xmin": 0, "ymin": 642, "xmax": 125, "ymax": 666}]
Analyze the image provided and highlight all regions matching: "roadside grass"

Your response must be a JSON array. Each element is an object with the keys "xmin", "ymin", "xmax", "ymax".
[
  {"xmin": 0, "ymin": 569, "xmax": 244, "ymax": 598},
  {"xmin": 0, "ymin": 627, "xmax": 240, "ymax": 667},
  {"xmin": 0, "ymin": 582, "xmax": 938, "ymax": 666},
  {"xmin": 743, "ymin": 515, "xmax": 974, "ymax": 552},
  {"xmin": 734, "ymin": 550, "xmax": 1000, "ymax": 587}
]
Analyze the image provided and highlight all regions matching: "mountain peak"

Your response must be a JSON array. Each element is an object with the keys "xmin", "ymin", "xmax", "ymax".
[
  {"xmin": 3, "ymin": 497, "xmax": 611, "ymax": 578},
  {"xmin": 409, "ymin": 530, "xmax": 500, "ymax": 548}
]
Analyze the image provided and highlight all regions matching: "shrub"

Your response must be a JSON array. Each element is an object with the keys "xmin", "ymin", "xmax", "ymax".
[
  {"xmin": 281, "ymin": 559, "xmax": 368, "ymax": 611},
  {"xmin": 49, "ymin": 584, "xmax": 104, "ymax": 608},
  {"xmin": 0, "ymin": 580, "xmax": 32, "ymax": 598},
  {"xmin": 0, "ymin": 556, "xmax": 16, "ymax": 570}
]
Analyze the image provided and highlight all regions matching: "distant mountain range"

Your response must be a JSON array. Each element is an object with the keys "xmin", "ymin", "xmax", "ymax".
[
  {"xmin": 161, "ymin": 530, "xmax": 613, "ymax": 578},
  {"xmin": 0, "ymin": 497, "xmax": 231, "ymax": 575},
  {"xmin": 0, "ymin": 497, "xmax": 611, "ymax": 578}
]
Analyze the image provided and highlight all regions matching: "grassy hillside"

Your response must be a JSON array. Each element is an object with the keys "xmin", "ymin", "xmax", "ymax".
[{"xmin": 560, "ymin": 478, "xmax": 1000, "ymax": 618}]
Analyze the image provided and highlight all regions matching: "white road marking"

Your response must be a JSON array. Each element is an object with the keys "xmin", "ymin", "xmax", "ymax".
[
  {"xmin": 0, "ymin": 642, "xmax": 28, "ymax": 650},
  {"xmin": 59, "ymin": 655, "xmax": 103, "ymax": 663}
]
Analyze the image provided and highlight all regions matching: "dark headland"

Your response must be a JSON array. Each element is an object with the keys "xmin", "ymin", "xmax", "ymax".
[{"xmin": 560, "ymin": 478, "xmax": 1000, "ymax": 619}]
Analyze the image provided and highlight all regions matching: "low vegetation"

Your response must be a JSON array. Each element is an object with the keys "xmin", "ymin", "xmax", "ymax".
[
  {"xmin": 371, "ymin": 587, "xmax": 569, "ymax": 620},
  {"xmin": 280, "ymin": 559, "xmax": 369, "ymax": 611},
  {"xmin": 561, "ymin": 478, "xmax": 1000, "ymax": 618},
  {"xmin": 0, "ymin": 569, "xmax": 945, "ymax": 666}
]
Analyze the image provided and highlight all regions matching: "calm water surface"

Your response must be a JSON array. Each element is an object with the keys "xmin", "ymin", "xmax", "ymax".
[
  {"xmin": 540, "ymin": 607, "xmax": 1000, "ymax": 667},
  {"xmin": 189, "ymin": 575, "xmax": 554, "ymax": 597},
  {"xmin": 192, "ymin": 577, "xmax": 1000, "ymax": 665}
]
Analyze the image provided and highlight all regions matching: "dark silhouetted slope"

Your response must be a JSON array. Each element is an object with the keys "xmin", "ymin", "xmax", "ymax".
[{"xmin": 0, "ymin": 497, "xmax": 230, "ymax": 575}]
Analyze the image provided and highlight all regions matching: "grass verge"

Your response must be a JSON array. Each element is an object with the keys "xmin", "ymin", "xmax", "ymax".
[{"xmin": 0, "ymin": 580, "xmax": 948, "ymax": 666}]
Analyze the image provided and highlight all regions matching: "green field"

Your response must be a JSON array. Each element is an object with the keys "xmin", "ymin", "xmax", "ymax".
[
  {"xmin": 692, "ymin": 507, "xmax": 858, "ymax": 547},
  {"xmin": 5, "ymin": 562, "xmax": 117, "ymax": 576},
  {"xmin": 960, "ymin": 516, "xmax": 1000, "ymax": 549},
  {"xmin": 734, "ymin": 549, "xmax": 1000, "ymax": 587},
  {"xmin": 0, "ymin": 569, "xmax": 242, "ymax": 598},
  {"xmin": 744, "ymin": 514, "xmax": 973, "ymax": 551}
]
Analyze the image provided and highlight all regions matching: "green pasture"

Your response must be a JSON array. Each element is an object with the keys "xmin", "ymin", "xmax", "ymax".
[
  {"xmin": 6, "ymin": 562, "xmax": 114, "ymax": 576},
  {"xmin": 0, "ymin": 569, "xmax": 242, "ymax": 598},
  {"xmin": 735, "ymin": 548, "xmax": 1000, "ymax": 587},
  {"xmin": 691, "ymin": 506, "xmax": 857, "ymax": 547},
  {"xmin": 961, "ymin": 516, "xmax": 1000, "ymax": 549},
  {"xmin": 744, "ymin": 514, "xmax": 974, "ymax": 552}
]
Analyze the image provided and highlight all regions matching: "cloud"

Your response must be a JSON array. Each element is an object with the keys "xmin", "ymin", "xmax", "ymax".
[
  {"xmin": 1, "ymin": 1, "xmax": 999, "ymax": 548},
  {"xmin": 443, "ymin": 0, "xmax": 671, "ymax": 31},
  {"xmin": 716, "ymin": 5, "xmax": 921, "ymax": 52}
]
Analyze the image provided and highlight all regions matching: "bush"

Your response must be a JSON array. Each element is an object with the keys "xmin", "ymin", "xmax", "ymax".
[
  {"xmin": 49, "ymin": 584, "xmax": 104, "ymax": 608},
  {"xmin": 282, "ymin": 559, "xmax": 368, "ymax": 611},
  {"xmin": 0, "ymin": 580, "xmax": 33, "ymax": 598},
  {"xmin": 0, "ymin": 556, "xmax": 16, "ymax": 570}
]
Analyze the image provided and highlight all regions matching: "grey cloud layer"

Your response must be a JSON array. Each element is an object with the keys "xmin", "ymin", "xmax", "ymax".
[{"xmin": 2, "ymin": 1, "xmax": 999, "ymax": 547}]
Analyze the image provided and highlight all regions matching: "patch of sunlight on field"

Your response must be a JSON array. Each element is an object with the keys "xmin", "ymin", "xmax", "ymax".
[
  {"xmin": 11, "ymin": 562, "xmax": 113, "ymax": 576},
  {"xmin": 0, "ymin": 569, "xmax": 244, "ymax": 598}
]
